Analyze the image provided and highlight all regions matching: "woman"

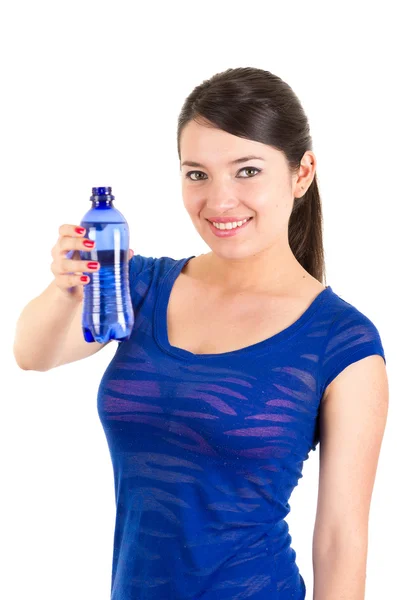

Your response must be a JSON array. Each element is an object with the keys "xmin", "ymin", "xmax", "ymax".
[{"xmin": 15, "ymin": 67, "xmax": 389, "ymax": 599}]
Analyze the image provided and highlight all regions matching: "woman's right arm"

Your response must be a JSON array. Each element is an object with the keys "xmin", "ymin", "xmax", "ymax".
[
  {"xmin": 13, "ymin": 280, "xmax": 109, "ymax": 371},
  {"xmin": 13, "ymin": 224, "xmax": 132, "ymax": 371}
]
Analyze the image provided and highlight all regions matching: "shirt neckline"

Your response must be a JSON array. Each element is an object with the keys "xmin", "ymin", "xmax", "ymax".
[{"xmin": 154, "ymin": 255, "xmax": 333, "ymax": 361}]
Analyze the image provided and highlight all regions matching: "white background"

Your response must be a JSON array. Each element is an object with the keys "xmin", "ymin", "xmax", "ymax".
[{"xmin": 2, "ymin": 1, "xmax": 395, "ymax": 598}]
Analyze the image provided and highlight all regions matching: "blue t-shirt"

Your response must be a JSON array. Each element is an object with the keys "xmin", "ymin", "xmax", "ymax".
[{"xmin": 97, "ymin": 255, "xmax": 386, "ymax": 600}]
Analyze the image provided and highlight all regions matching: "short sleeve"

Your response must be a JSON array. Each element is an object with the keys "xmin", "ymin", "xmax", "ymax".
[
  {"xmin": 319, "ymin": 306, "xmax": 386, "ymax": 399},
  {"xmin": 128, "ymin": 254, "xmax": 157, "ymax": 311},
  {"xmin": 129, "ymin": 254, "xmax": 156, "ymax": 279}
]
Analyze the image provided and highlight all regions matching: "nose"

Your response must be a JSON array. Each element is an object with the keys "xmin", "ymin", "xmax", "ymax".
[{"xmin": 205, "ymin": 178, "xmax": 239, "ymax": 213}]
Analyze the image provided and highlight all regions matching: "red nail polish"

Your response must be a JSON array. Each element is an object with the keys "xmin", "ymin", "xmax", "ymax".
[
  {"xmin": 83, "ymin": 240, "xmax": 95, "ymax": 248},
  {"xmin": 80, "ymin": 276, "xmax": 88, "ymax": 282},
  {"xmin": 87, "ymin": 262, "xmax": 99, "ymax": 269},
  {"xmin": 75, "ymin": 227, "xmax": 85, "ymax": 235}
]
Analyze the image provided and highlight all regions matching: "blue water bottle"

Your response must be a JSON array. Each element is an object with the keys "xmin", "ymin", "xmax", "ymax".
[{"xmin": 78, "ymin": 186, "xmax": 134, "ymax": 343}]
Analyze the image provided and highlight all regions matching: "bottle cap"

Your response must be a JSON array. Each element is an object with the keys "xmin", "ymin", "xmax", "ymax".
[{"xmin": 90, "ymin": 187, "xmax": 115, "ymax": 201}]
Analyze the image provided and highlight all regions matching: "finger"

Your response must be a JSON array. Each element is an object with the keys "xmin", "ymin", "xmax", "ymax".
[
  {"xmin": 59, "ymin": 272, "xmax": 90, "ymax": 289},
  {"xmin": 59, "ymin": 224, "xmax": 86, "ymax": 238},
  {"xmin": 62, "ymin": 259, "xmax": 100, "ymax": 274}
]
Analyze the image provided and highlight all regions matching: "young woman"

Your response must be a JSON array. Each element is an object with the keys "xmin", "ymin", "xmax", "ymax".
[{"xmin": 15, "ymin": 67, "xmax": 389, "ymax": 599}]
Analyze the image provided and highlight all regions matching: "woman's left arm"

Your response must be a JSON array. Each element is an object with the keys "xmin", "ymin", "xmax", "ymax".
[{"xmin": 312, "ymin": 354, "xmax": 389, "ymax": 600}]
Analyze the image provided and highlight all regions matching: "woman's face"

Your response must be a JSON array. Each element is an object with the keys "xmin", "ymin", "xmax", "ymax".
[{"xmin": 179, "ymin": 119, "xmax": 315, "ymax": 261}]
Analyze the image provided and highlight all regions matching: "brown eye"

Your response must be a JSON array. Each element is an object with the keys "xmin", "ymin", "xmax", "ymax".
[
  {"xmin": 186, "ymin": 171, "xmax": 206, "ymax": 181},
  {"xmin": 239, "ymin": 167, "xmax": 260, "ymax": 177}
]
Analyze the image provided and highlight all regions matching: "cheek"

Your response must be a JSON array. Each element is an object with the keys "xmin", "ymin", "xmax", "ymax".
[
  {"xmin": 254, "ymin": 196, "xmax": 290, "ymax": 229},
  {"xmin": 247, "ymin": 194, "xmax": 269, "ymax": 216},
  {"xmin": 182, "ymin": 189, "xmax": 203, "ymax": 212}
]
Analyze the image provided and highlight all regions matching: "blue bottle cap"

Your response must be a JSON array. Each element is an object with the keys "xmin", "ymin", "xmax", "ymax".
[{"xmin": 90, "ymin": 186, "xmax": 115, "ymax": 200}]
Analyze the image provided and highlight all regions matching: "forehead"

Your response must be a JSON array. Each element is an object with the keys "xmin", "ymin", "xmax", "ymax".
[{"xmin": 180, "ymin": 119, "xmax": 276, "ymax": 164}]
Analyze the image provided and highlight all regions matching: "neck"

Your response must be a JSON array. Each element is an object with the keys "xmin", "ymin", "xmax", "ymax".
[{"xmin": 200, "ymin": 243, "xmax": 307, "ymax": 295}]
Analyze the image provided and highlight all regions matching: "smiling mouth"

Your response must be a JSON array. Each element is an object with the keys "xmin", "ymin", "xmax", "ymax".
[
  {"xmin": 206, "ymin": 216, "xmax": 254, "ymax": 236},
  {"xmin": 207, "ymin": 217, "xmax": 253, "ymax": 227},
  {"xmin": 205, "ymin": 217, "xmax": 254, "ymax": 224}
]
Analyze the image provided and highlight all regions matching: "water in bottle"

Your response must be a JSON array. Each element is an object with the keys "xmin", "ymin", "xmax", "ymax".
[{"xmin": 76, "ymin": 186, "xmax": 134, "ymax": 343}]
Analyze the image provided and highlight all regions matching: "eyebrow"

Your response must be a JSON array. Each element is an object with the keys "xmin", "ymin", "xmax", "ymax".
[{"xmin": 180, "ymin": 155, "xmax": 266, "ymax": 168}]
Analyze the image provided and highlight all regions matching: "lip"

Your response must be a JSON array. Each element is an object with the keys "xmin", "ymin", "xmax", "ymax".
[{"xmin": 207, "ymin": 216, "xmax": 253, "ymax": 237}]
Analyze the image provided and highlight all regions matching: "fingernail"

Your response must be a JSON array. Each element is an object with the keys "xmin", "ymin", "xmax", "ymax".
[{"xmin": 75, "ymin": 227, "xmax": 85, "ymax": 235}]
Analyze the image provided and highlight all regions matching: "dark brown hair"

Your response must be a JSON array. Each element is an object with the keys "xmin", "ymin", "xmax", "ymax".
[{"xmin": 176, "ymin": 67, "xmax": 326, "ymax": 285}]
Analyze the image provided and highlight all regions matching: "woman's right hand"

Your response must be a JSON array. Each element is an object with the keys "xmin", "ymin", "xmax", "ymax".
[{"xmin": 51, "ymin": 224, "xmax": 134, "ymax": 301}]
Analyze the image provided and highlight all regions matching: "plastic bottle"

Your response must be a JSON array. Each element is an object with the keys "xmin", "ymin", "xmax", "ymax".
[{"xmin": 76, "ymin": 186, "xmax": 134, "ymax": 343}]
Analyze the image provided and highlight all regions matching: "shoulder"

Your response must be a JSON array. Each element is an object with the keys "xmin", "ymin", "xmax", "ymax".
[
  {"xmin": 128, "ymin": 254, "xmax": 173, "ymax": 306},
  {"xmin": 309, "ymin": 287, "xmax": 388, "ymax": 451},
  {"xmin": 129, "ymin": 254, "xmax": 178, "ymax": 276},
  {"xmin": 128, "ymin": 254, "xmax": 190, "ymax": 307},
  {"xmin": 129, "ymin": 254, "xmax": 189, "ymax": 281},
  {"xmin": 318, "ymin": 288, "xmax": 386, "ymax": 399}
]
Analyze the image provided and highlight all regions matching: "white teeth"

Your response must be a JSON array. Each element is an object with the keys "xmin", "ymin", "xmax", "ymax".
[{"xmin": 211, "ymin": 218, "xmax": 250, "ymax": 230}]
